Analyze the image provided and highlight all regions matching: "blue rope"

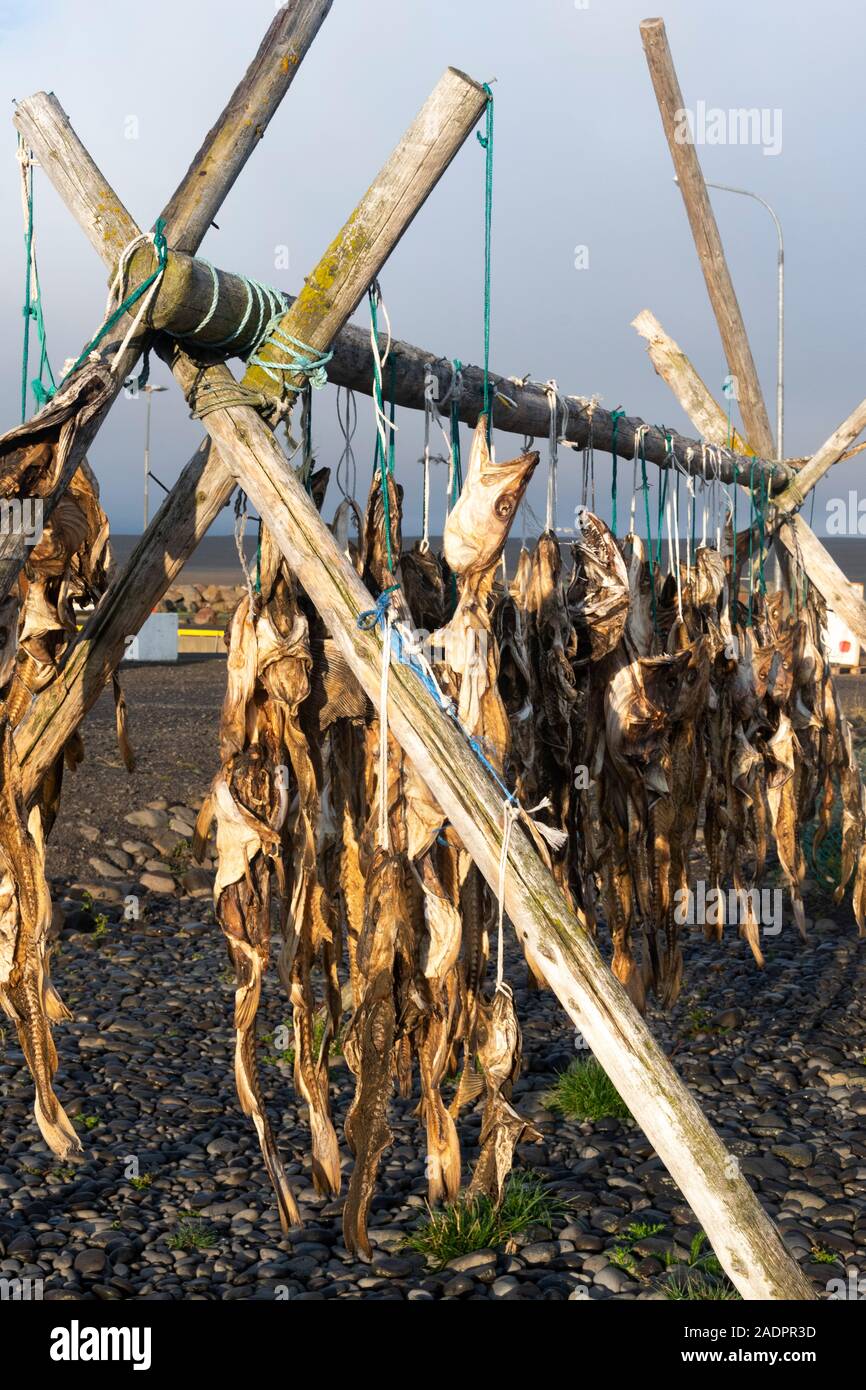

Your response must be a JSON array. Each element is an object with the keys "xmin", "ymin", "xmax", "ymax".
[
  {"xmin": 356, "ymin": 585, "xmax": 518, "ymax": 807},
  {"xmin": 357, "ymin": 585, "xmax": 401, "ymax": 631}
]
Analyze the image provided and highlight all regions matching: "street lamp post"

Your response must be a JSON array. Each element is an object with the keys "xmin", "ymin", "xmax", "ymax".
[
  {"xmin": 141, "ymin": 384, "xmax": 167, "ymax": 529},
  {"xmin": 675, "ymin": 177, "xmax": 784, "ymax": 460}
]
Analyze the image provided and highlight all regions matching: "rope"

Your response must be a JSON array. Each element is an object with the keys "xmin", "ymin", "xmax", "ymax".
[
  {"xmin": 246, "ymin": 318, "xmax": 332, "ymax": 391},
  {"xmin": 367, "ymin": 283, "xmax": 398, "ymax": 573},
  {"xmin": 336, "ymin": 385, "xmax": 358, "ymax": 502},
  {"xmin": 377, "ymin": 602, "xmax": 393, "ymax": 850},
  {"xmin": 496, "ymin": 801, "xmax": 520, "ymax": 993},
  {"xmin": 544, "ymin": 381, "xmax": 569, "ymax": 533},
  {"xmin": 636, "ymin": 427, "xmax": 658, "ymax": 632},
  {"xmin": 477, "ymin": 84, "xmax": 494, "ymax": 433},
  {"xmin": 18, "ymin": 138, "xmax": 56, "ymax": 420},
  {"xmin": 357, "ymin": 582, "xmax": 566, "ymax": 988},
  {"xmin": 420, "ymin": 367, "xmax": 451, "ymax": 551},
  {"xmin": 187, "ymin": 373, "xmax": 274, "ymax": 420},
  {"xmin": 448, "ymin": 359, "xmax": 464, "ymax": 515},
  {"xmin": 58, "ymin": 220, "xmax": 169, "ymax": 391},
  {"xmin": 610, "ymin": 408, "xmax": 625, "ymax": 537},
  {"xmin": 204, "ymin": 271, "xmax": 285, "ymax": 352}
]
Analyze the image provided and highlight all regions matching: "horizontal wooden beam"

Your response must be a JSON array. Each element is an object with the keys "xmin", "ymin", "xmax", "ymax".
[{"xmin": 117, "ymin": 247, "xmax": 792, "ymax": 493}]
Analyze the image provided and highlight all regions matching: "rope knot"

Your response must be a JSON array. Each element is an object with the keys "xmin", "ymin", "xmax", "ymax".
[{"xmin": 357, "ymin": 584, "xmax": 400, "ymax": 631}]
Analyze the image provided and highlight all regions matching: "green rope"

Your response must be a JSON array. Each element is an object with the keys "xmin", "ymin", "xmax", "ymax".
[
  {"xmin": 655, "ymin": 458, "xmax": 668, "ymax": 572},
  {"xmin": 610, "ymin": 408, "xmax": 625, "ymax": 537},
  {"xmin": 759, "ymin": 469, "xmax": 768, "ymax": 597},
  {"xmin": 640, "ymin": 435, "xmax": 658, "ymax": 633},
  {"xmin": 387, "ymin": 355, "xmax": 397, "ymax": 477},
  {"xmin": 60, "ymin": 218, "xmax": 169, "ymax": 388},
  {"xmin": 477, "ymin": 84, "xmax": 494, "ymax": 438},
  {"xmin": 450, "ymin": 358, "xmax": 463, "ymax": 506},
  {"xmin": 255, "ymin": 518, "xmax": 262, "ymax": 596},
  {"xmin": 19, "ymin": 139, "xmax": 56, "ymax": 421},
  {"xmin": 368, "ymin": 285, "xmax": 394, "ymax": 574}
]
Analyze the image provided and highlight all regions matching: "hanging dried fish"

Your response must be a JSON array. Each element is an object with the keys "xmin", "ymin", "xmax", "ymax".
[{"xmin": 0, "ymin": 721, "xmax": 77, "ymax": 1157}]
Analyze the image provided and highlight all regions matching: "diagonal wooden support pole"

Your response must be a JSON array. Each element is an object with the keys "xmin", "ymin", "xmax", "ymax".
[
  {"xmin": 631, "ymin": 308, "xmax": 866, "ymax": 645},
  {"xmin": 2, "ymin": 0, "xmax": 332, "ymax": 601},
  {"xmin": 14, "ymin": 68, "xmax": 489, "ymax": 797},
  {"xmin": 22, "ymin": 80, "xmax": 813, "ymax": 1310},
  {"xmin": 640, "ymin": 16, "xmax": 776, "ymax": 460}
]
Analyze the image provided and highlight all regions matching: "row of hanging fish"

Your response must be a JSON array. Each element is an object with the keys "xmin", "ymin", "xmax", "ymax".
[
  {"xmin": 0, "ymin": 379, "xmax": 134, "ymax": 1159},
  {"xmin": 197, "ymin": 416, "xmax": 866, "ymax": 1249}
]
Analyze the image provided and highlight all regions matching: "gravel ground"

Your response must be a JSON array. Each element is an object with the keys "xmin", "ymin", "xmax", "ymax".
[{"xmin": 1, "ymin": 658, "xmax": 864, "ymax": 1302}]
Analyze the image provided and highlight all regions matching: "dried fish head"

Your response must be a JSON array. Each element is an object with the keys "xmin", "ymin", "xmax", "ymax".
[
  {"xmin": 568, "ymin": 508, "xmax": 630, "ymax": 661},
  {"xmin": 399, "ymin": 543, "xmax": 446, "ymax": 633},
  {"xmin": 692, "ymin": 547, "xmax": 726, "ymax": 609},
  {"xmin": 620, "ymin": 533, "xmax": 654, "ymax": 658},
  {"xmin": 444, "ymin": 416, "xmax": 538, "ymax": 575}
]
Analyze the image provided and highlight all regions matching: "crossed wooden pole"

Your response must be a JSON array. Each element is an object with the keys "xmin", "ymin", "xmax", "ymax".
[{"xmin": 7, "ymin": 3, "xmax": 816, "ymax": 1298}]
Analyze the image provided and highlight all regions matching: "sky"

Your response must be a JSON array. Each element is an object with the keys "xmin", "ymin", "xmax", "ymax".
[{"xmin": 0, "ymin": 0, "xmax": 863, "ymax": 540}]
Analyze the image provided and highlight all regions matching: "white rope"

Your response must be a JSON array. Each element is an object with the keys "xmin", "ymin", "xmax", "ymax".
[
  {"xmin": 496, "ymin": 801, "xmax": 520, "ymax": 993},
  {"xmin": 685, "ymin": 447, "xmax": 695, "ymax": 583},
  {"xmin": 17, "ymin": 143, "xmax": 39, "ymax": 321},
  {"xmin": 369, "ymin": 288, "xmax": 398, "ymax": 467},
  {"xmin": 102, "ymin": 231, "xmax": 168, "ymax": 374},
  {"xmin": 700, "ymin": 443, "xmax": 709, "ymax": 549},
  {"xmin": 630, "ymin": 425, "xmax": 649, "ymax": 534},
  {"xmin": 669, "ymin": 474, "xmax": 683, "ymax": 618},
  {"xmin": 544, "ymin": 380, "xmax": 569, "ymax": 533},
  {"xmin": 419, "ymin": 368, "xmax": 450, "ymax": 550}
]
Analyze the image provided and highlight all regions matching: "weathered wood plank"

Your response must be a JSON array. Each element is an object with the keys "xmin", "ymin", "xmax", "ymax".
[
  {"xmin": 640, "ymin": 17, "xmax": 776, "ymax": 459},
  {"xmin": 4, "ymin": 1, "xmax": 330, "ymax": 601},
  {"xmin": 16, "ymin": 68, "xmax": 489, "ymax": 796},
  {"xmin": 630, "ymin": 307, "xmax": 866, "ymax": 646},
  {"xmin": 161, "ymin": 0, "xmax": 333, "ymax": 254},
  {"xmin": 772, "ymin": 397, "xmax": 866, "ymax": 514},
  {"xmin": 116, "ymin": 250, "xmax": 792, "ymax": 490}
]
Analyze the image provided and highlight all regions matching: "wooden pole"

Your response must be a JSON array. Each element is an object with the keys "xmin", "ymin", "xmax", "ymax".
[
  {"xmin": 28, "ymin": 96, "xmax": 813, "ymax": 1308},
  {"xmin": 2, "ymin": 0, "xmax": 332, "ymax": 600},
  {"xmin": 631, "ymin": 307, "xmax": 866, "ymax": 647},
  {"xmin": 639, "ymin": 17, "xmax": 776, "ymax": 460},
  {"xmin": 161, "ymin": 0, "xmax": 333, "ymax": 255},
  {"xmin": 632, "ymin": 308, "xmax": 751, "ymax": 454},
  {"xmin": 105, "ymin": 249, "xmax": 792, "ymax": 492},
  {"xmin": 15, "ymin": 67, "xmax": 490, "ymax": 797},
  {"xmin": 772, "ymin": 397, "xmax": 866, "ymax": 514}
]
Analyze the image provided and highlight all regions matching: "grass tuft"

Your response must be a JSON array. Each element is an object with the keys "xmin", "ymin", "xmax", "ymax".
[
  {"xmin": 404, "ymin": 1173, "xmax": 567, "ymax": 1269},
  {"xmin": 544, "ymin": 1058, "xmax": 630, "ymax": 1121},
  {"xmin": 665, "ymin": 1273, "xmax": 742, "ymax": 1301},
  {"xmin": 167, "ymin": 1212, "xmax": 216, "ymax": 1251}
]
